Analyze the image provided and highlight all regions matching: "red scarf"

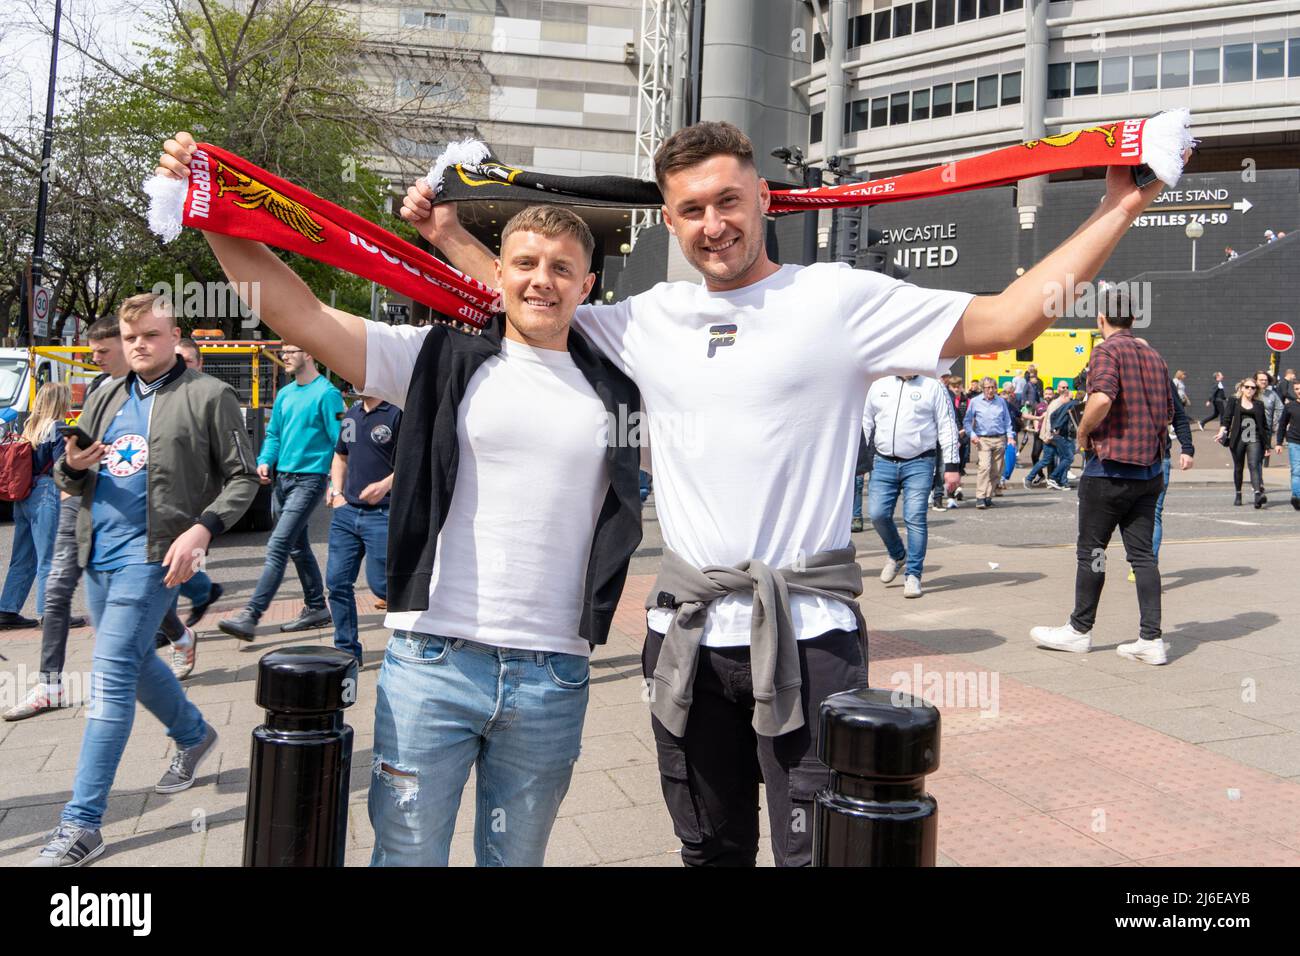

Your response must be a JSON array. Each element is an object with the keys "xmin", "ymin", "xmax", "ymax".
[{"xmin": 146, "ymin": 143, "xmax": 499, "ymax": 329}]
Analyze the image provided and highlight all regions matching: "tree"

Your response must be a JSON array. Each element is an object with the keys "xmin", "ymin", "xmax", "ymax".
[{"xmin": 2, "ymin": 0, "xmax": 479, "ymax": 337}]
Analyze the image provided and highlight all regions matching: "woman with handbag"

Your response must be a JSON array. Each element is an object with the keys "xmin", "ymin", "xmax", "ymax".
[
  {"xmin": 0, "ymin": 382, "xmax": 71, "ymax": 628},
  {"xmin": 1217, "ymin": 378, "xmax": 1270, "ymax": 509}
]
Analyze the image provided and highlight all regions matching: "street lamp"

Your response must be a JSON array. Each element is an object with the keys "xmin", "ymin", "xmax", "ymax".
[{"xmin": 1185, "ymin": 220, "xmax": 1204, "ymax": 271}]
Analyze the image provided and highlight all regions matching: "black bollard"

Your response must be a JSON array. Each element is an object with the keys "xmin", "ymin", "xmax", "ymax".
[
  {"xmin": 813, "ymin": 687, "xmax": 940, "ymax": 867},
  {"xmin": 242, "ymin": 646, "xmax": 358, "ymax": 867}
]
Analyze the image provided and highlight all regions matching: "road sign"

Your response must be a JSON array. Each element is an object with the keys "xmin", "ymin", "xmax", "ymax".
[
  {"xmin": 32, "ymin": 284, "xmax": 51, "ymax": 337},
  {"xmin": 385, "ymin": 303, "xmax": 410, "ymax": 324},
  {"xmin": 1265, "ymin": 322, "xmax": 1294, "ymax": 352}
]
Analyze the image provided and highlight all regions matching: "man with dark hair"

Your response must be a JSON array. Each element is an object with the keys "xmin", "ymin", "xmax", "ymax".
[
  {"xmin": 404, "ymin": 117, "xmax": 1176, "ymax": 866},
  {"xmin": 1200, "ymin": 371, "xmax": 1226, "ymax": 429},
  {"xmin": 1278, "ymin": 378, "xmax": 1300, "ymax": 510},
  {"xmin": 2, "ymin": 319, "xmax": 121, "ymax": 719},
  {"xmin": 176, "ymin": 337, "xmax": 203, "ymax": 371},
  {"xmin": 1031, "ymin": 301, "xmax": 1174, "ymax": 666}
]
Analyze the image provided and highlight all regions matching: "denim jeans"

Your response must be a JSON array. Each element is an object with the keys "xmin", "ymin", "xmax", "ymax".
[
  {"xmin": 326, "ymin": 503, "xmax": 389, "ymax": 662},
  {"xmin": 1152, "ymin": 456, "xmax": 1173, "ymax": 559},
  {"xmin": 61, "ymin": 562, "xmax": 206, "ymax": 830},
  {"xmin": 247, "ymin": 472, "xmax": 327, "ymax": 617},
  {"xmin": 1026, "ymin": 441, "xmax": 1058, "ymax": 484},
  {"xmin": 179, "ymin": 571, "xmax": 213, "ymax": 606},
  {"xmin": 852, "ymin": 474, "xmax": 864, "ymax": 521},
  {"xmin": 1051, "ymin": 439, "xmax": 1076, "ymax": 486},
  {"xmin": 39, "ymin": 495, "xmax": 83, "ymax": 683},
  {"xmin": 867, "ymin": 454, "xmax": 934, "ymax": 579},
  {"xmin": 369, "ymin": 631, "xmax": 589, "ymax": 867},
  {"xmin": 1289, "ymin": 443, "xmax": 1300, "ymax": 497},
  {"xmin": 0, "ymin": 475, "xmax": 59, "ymax": 618},
  {"xmin": 638, "ymin": 469, "xmax": 652, "ymax": 504}
]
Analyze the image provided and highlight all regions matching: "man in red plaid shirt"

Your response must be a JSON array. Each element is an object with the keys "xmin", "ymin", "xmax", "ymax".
[{"xmin": 1032, "ymin": 284, "xmax": 1174, "ymax": 665}]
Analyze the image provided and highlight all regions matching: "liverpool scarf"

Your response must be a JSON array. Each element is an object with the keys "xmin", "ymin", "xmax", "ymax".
[
  {"xmin": 145, "ymin": 143, "xmax": 499, "ymax": 329},
  {"xmin": 430, "ymin": 109, "xmax": 1194, "ymax": 212},
  {"xmin": 145, "ymin": 112, "xmax": 1192, "ymax": 327}
]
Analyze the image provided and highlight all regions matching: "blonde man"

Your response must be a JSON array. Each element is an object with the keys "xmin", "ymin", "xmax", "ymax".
[{"xmin": 31, "ymin": 294, "xmax": 258, "ymax": 866}]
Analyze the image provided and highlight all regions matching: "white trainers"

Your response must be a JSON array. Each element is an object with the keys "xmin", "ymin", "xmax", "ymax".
[
  {"xmin": 1117, "ymin": 637, "xmax": 1169, "ymax": 665},
  {"xmin": 903, "ymin": 575, "xmax": 923, "ymax": 598},
  {"xmin": 881, "ymin": 557, "xmax": 905, "ymax": 584},
  {"xmin": 3, "ymin": 683, "xmax": 68, "ymax": 721},
  {"xmin": 945, "ymin": 498, "xmax": 958, "ymax": 509},
  {"xmin": 168, "ymin": 627, "xmax": 198, "ymax": 681},
  {"xmin": 1045, "ymin": 479, "xmax": 1063, "ymax": 490},
  {"xmin": 1030, "ymin": 623, "xmax": 1092, "ymax": 653}
]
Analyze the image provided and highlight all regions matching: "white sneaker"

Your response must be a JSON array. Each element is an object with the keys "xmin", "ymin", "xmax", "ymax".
[
  {"xmin": 903, "ymin": 575, "xmax": 923, "ymax": 598},
  {"xmin": 1045, "ymin": 479, "xmax": 1063, "ymax": 490},
  {"xmin": 168, "ymin": 627, "xmax": 197, "ymax": 681},
  {"xmin": 1067, "ymin": 470, "xmax": 1078, "ymax": 482},
  {"xmin": 1117, "ymin": 637, "xmax": 1168, "ymax": 665},
  {"xmin": 1030, "ymin": 623, "xmax": 1092, "ymax": 653},
  {"xmin": 945, "ymin": 498, "xmax": 958, "ymax": 509},
  {"xmin": 881, "ymin": 557, "xmax": 905, "ymax": 584}
]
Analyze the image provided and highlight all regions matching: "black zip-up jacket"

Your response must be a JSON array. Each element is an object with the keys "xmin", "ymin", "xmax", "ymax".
[
  {"xmin": 1278, "ymin": 397, "xmax": 1300, "ymax": 446},
  {"xmin": 1221, "ymin": 399, "xmax": 1271, "ymax": 451},
  {"xmin": 386, "ymin": 315, "xmax": 643, "ymax": 647}
]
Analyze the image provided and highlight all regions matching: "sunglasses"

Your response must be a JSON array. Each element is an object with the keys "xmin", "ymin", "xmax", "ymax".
[{"xmin": 1243, "ymin": 385, "xmax": 1257, "ymax": 390}]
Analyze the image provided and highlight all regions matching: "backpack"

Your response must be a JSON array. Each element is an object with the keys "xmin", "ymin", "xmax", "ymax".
[
  {"xmin": 1050, "ymin": 401, "xmax": 1078, "ymax": 441},
  {"xmin": 0, "ymin": 434, "xmax": 34, "ymax": 502}
]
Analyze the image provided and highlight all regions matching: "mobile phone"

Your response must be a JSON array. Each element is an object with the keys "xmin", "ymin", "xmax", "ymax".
[{"xmin": 57, "ymin": 424, "xmax": 96, "ymax": 450}]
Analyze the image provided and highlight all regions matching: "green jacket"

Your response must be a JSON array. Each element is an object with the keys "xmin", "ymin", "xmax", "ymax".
[{"xmin": 55, "ymin": 361, "xmax": 260, "ymax": 567}]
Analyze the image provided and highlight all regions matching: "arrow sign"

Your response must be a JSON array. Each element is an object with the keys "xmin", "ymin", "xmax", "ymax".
[
  {"xmin": 1233, "ymin": 198, "xmax": 1252, "ymax": 214},
  {"xmin": 1266, "ymin": 322, "xmax": 1294, "ymax": 352}
]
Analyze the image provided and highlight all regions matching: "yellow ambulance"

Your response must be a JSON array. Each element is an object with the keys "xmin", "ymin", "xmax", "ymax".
[{"xmin": 965, "ymin": 327, "xmax": 1101, "ymax": 392}]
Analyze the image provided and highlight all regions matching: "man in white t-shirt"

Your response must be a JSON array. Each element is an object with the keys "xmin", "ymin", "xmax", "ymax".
[
  {"xmin": 401, "ymin": 120, "xmax": 1172, "ymax": 866},
  {"xmin": 155, "ymin": 135, "xmax": 643, "ymax": 867}
]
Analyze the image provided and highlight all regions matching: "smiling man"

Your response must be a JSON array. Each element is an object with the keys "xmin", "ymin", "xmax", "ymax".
[
  {"xmin": 155, "ymin": 129, "xmax": 642, "ymax": 867},
  {"xmin": 404, "ymin": 119, "xmax": 1172, "ymax": 867}
]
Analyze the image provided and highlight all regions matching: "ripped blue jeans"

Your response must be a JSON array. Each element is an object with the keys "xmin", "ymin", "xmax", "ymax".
[{"xmin": 368, "ymin": 631, "xmax": 589, "ymax": 866}]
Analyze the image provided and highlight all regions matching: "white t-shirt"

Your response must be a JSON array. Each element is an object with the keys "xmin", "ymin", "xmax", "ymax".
[
  {"xmin": 573, "ymin": 261, "xmax": 972, "ymax": 647},
  {"xmin": 364, "ymin": 323, "xmax": 609, "ymax": 657}
]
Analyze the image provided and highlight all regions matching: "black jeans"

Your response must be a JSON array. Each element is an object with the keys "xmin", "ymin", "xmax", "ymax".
[
  {"xmin": 642, "ymin": 626, "xmax": 869, "ymax": 867},
  {"xmin": 1070, "ymin": 474, "xmax": 1164, "ymax": 642},
  {"xmin": 1231, "ymin": 440, "xmax": 1264, "ymax": 493},
  {"xmin": 1199, "ymin": 397, "xmax": 1224, "ymax": 427}
]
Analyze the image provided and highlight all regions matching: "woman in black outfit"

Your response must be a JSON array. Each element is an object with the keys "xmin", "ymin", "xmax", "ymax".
[{"xmin": 1218, "ymin": 378, "xmax": 1271, "ymax": 508}]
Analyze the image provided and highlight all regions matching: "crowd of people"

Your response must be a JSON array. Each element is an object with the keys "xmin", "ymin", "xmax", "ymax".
[{"xmin": 0, "ymin": 116, "xmax": 1287, "ymax": 869}]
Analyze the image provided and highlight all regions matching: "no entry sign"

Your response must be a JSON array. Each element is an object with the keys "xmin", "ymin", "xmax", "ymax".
[{"xmin": 1265, "ymin": 322, "xmax": 1294, "ymax": 352}]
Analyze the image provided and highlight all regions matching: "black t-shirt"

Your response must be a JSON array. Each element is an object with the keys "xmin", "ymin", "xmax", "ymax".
[{"xmin": 336, "ymin": 400, "xmax": 401, "ymax": 507}]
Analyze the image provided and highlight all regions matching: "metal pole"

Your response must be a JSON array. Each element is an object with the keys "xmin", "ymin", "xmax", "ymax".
[
  {"xmin": 823, "ymin": 0, "xmax": 848, "ymax": 168},
  {"xmin": 1191, "ymin": 238, "xmax": 1197, "ymax": 272},
  {"xmin": 684, "ymin": 0, "xmax": 705, "ymax": 126},
  {"xmin": 1018, "ymin": 0, "xmax": 1048, "ymax": 230},
  {"xmin": 28, "ymin": 0, "xmax": 63, "ymax": 347},
  {"xmin": 802, "ymin": 165, "xmax": 821, "ymax": 265}
]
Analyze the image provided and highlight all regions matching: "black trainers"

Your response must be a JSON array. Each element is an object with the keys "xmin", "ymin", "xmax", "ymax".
[
  {"xmin": 279, "ymin": 606, "xmax": 332, "ymax": 632},
  {"xmin": 29, "ymin": 823, "xmax": 105, "ymax": 867},
  {"xmin": 185, "ymin": 581, "xmax": 224, "ymax": 629},
  {"xmin": 0, "ymin": 611, "xmax": 38, "ymax": 630},
  {"xmin": 155, "ymin": 723, "xmax": 218, "ymax": 794},
  {"xmin": 1292, "ymin": 495, "xmax": 1300, "ymax": 511},
  {"xmin": 218, "ymin": 609, "xmax": 259, "ymax": 642},
  {"xmin": 851, "ymin": 517, "xmax": 864, "ymax": 533}
]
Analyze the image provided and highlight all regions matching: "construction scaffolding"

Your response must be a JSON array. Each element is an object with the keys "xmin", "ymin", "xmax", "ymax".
[{"xmin": 632, "ymin": 0, "xmax": 689, "ymax": 246}]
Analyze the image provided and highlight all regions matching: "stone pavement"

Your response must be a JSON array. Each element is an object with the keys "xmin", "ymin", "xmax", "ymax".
[{"xmin": 1, "ymin": 530, "xmax": 1298, "ymax": 866}]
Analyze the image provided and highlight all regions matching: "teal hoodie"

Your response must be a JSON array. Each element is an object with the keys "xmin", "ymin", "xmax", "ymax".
[{"xmin": 258, "ymin": 374, "xmax": 345, "ymax": 475}]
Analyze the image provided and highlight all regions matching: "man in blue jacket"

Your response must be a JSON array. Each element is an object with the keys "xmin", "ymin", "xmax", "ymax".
[{"xmin": 219, "ymin": 345, "xmax": 344, "ymax": 640}]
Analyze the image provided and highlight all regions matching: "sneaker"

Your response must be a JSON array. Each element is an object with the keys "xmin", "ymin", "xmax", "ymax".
[
  {"xmin": 1116, "ymin": 637, "xmax": 1169, "ymax": 666},
  {"xmin": 945, "ymin": 498, "xmax": 958, "ymax": 509},
  {"xmin": 1254, "ymin": 491, "xmax": 1266, "ymax": 509},
  {"xmin": 1046, "ymin": 479, "xmax": 1063, "ymax": 490},
  {"xmin": 1292, "ymin": 495, "xmax": 1300, "ymax": 511},
  {"xmin": 1022, "ymin": 476, "xmax": 1034, "ymax": 490},
  {"xmin": 279, "ymin": 606, "xmax": 332, "ymax": 633},
  {"xmin": 881, "ymin": 557, "xmax": 905, "ymax": 584},
  {"xmin": 984, "ymin": 497, "xmax": 995, "ymax": 507},
  {"xmin": 975, "ymin": 498, "xmax": 987, "ymax": 509},
  {"xmin": 931, "ymin": 498, "xmax": 946, "ymax": 512},
  {"xmin": 155, "ymin": 723, "xmax": 218, "ymax": 794},
  {"xmin": 1067, "ymin": 470, "xmax": 1078, "ymax": 482},
  {"xmin": 0, "ymin": 611, "xmax": 38, "ymax": 630},
  {"xmin": 903, "ymin": 575, "xmax": 923, "ymax": 598},
  {"xmin": 218, "ymin": 609, "xmax": 259, "ymax": 642},
  {"xmin": 1030, "ymin": 623, "xmax": 1092, "ymax": 653},
  {"xmin": 168, "ymin": 627, "xmax": 198, "ymax": 681},
  {"xmin": 851, "ymin": 517, "xmax": 864, "ymax": 533},
  {"xmin": 29, "ymin": 823, "xmax": 105, "ymax": 867},
  {"xmin": 3, "ymin": 683, "xmax": 68, "ymax": 721},
  {"xmin": 954, "ymin": 488, "xmax": 964, "ymax": 501},
  {"xmin": 184, "ymin": 581, "xmax": 224, "ymax": 629}
]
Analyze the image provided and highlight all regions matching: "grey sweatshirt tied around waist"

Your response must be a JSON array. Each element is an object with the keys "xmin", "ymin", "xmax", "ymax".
[{"xmin": 646, "ymin": 545, "xmax": 868, "ymax": 738}]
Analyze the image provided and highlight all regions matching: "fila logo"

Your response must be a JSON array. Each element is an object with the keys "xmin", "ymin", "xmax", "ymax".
[{"xmin": 707, "ymin": 324, "xmax": 737, "ymax": 358}]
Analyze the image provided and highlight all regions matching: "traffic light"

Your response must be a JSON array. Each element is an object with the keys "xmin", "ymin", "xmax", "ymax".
[{"xmin": 831, "ymin": 207, "xmax": 862, "ymax": 264}]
